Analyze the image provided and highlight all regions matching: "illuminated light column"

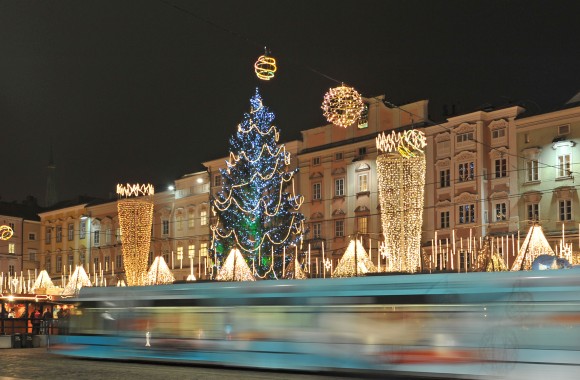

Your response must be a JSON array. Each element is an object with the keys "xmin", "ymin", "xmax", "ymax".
[
  {"xmin": 376, "ymin": 129, "xmax": 427, "ymax": 273},
  {"xmin": 117, "ymin": 183, "xmax": 155, "ymax": 286}
]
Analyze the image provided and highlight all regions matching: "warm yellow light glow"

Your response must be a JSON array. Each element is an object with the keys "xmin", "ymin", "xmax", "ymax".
[
  {"xmin": 146, "ymin": 256, "xmax": 175, "ymax": 285},
  {"xmin": 283, "ymin": 255, "xmax": 307, "ymax": 279},
  {"xmin": 215, "ymin": 248, "xmax": 255, "ymax": 281},
  {"xmin": 332, "ymin": 239, "xmax": 377, "ymax": 277},
  {"xmin": 511, "ymin": 224, "xmax": 555, "ymax": 271},
  {"xmin": 62, "ymin": 265, "xmax": 92, "ymax": 296},
  {"xmin": 376, "ymin": 129, "xmax": 427, "ymax": 157},
  {"xmin": 475, "ymin": 237, "xmax": 507, "ymax": 272},
  {"xmin": 116, "ymin": 183, "xmax": 154, "ymax": 197},
  {"xmin": 0, "ymin": 225, "xmax": 13, "ymax": 240},
  {"xmin": 117, "ymin": 188, "xmax": 154, "ymax": 286},
  {"xmin": 321, "ymin": 84, "xmax": 365, "ymax": 128},
  {"xmin": 32, "ymin": 269, "xmax": 54, "ymax": 290},
  {"xmin": 254, "ymin": 54, "xmax": 277, "ymax": 80},
  {"xmin": 376, "ymin": 153, "xmax": 425, "ymax": 273}
]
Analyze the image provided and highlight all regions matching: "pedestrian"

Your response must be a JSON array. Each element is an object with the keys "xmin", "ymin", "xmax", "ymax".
[
  {"xmin": 31, "ymin": 308, "xmax": 41, "ymax": 335},
  {"xmin": 42, "ymin": 308, "xmax": 53, "ymax": 334}
]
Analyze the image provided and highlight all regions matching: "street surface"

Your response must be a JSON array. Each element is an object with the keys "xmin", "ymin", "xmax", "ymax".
[{"xmin": 0, "ymin": 348, "xmax": 372, "ymax": 380}]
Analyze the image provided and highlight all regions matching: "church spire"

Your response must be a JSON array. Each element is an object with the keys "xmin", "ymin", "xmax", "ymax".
[{"xmin": 44, "ymin": 143, "xmax": 58, "ymax": 207}]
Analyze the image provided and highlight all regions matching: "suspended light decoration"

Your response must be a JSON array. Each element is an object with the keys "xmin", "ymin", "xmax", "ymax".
[
  {"xmin": 0, "ymin": 225, "xmax": 14, "ymax": 240},
  {"xmin": 254, "ymin": 48, "xmax": 277, "ymax": 80},
  {"xmin": 376, "ymin": 129, "xmax": 427, "ymax": 273},
  {"xmin": 321, "ymin": 84, "xmax": 365, "ymax": 128},
  {"xmin": 117, "ymin": 183, "xmax": 155, "ymax": 286}
]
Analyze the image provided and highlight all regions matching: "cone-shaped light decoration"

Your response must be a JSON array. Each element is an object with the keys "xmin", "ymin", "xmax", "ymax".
[
  {"xmin": 511, "ymin": 224, "xmax": 555, "ymax": 271},
  {"xmin": 62, "ymin": 265, "xmax": 92, "ymax": 296},
  {"xmin": 146, "ymin": 255, "xmax": 175, "ymax": 285},
  {"xmin": 332, "ymin": 239, "xmax": 377, "ymax": 278},
  {"xmin": 216, "ymin": 248, "xmax": 255, "ymax": 281},
  {"xmin": 33, "ymin": 269, "xmax": 54, "ymax": 291}
]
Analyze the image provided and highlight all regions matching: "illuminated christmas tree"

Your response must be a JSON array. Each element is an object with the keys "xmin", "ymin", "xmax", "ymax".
[{"xmin": 210, "ymin": 88, "xmax": 305, "ymax": 279}]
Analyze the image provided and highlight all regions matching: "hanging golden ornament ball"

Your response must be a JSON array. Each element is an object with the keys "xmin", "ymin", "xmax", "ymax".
[
  {"xmin": 0, "ymin": 225, "xmax": 14, "ymax": 240},
  {"xmin": 321, "ymin": 84, "xmax": 365, "ymax": 128},
  {"xmin": 254, "ymin": 54, "xmax": 277, "ymax": 80}
]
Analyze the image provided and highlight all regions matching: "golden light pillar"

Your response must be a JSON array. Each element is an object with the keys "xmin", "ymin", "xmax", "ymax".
[
  {"xmin": 376, "ymin": 130, "xmax": 427, "ymax": 273},
  {"xmin": 116, "ymin": 183, "xmax": 154, "ymax": 286}
]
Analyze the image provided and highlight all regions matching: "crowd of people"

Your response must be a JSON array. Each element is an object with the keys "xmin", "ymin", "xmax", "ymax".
[{"xmin": 0, "ymin": 304, "xmax": 71, "ymax": 335}]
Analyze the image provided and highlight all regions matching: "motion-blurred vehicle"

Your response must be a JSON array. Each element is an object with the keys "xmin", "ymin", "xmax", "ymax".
[{"xmin": 52, "ymin": 269, "xmax": 580, "ymax": 379}]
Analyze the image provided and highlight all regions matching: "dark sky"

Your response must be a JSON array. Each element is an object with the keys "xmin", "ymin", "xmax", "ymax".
[{"xmin": 0, "ymin": 0, "xmax": 579, "ymax": 204}]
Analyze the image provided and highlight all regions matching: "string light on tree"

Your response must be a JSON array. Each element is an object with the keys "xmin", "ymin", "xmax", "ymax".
[
  {"xmin": 254, "ymin": 48, "xmax": 277, "ymax": 80},
  {"xmin": 376, "ymin": 129, "xmax": 427, "ymax": 273},
  {"xmin": 117, "ymin": 183, "xmax": 155, "ymax": 286},
  {"xmin": 321, "ymin": 84, "xmax": 365, "ymax": 128}
]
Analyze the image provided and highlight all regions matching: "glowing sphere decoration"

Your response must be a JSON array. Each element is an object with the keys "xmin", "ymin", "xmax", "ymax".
[
  {"xmin": 321, "ymin": 84, "xmax": 365, "ymax": 128},
  {"xmin": 254, "ymin": 54, "xmax": 277, "ymax": 80},
  {"xmin": 0, "ymin": 225, "xmax": 13, "ymax": 240}
]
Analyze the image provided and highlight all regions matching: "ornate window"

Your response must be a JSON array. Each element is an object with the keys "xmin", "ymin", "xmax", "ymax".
[
  {"xmin": 526, "ymin": 159, "xmax": 539, "ymax": 182},
  {"xmin": 527, "ymin": 203, "xmax": 539, "ymax": 222},
  {"xmin": 439, "ymin": 169, "xmax": 450, "ymax": 188},
  {"xmin": 440, "ymin": 211, "xmax": 450, "ymax": 229},
  {"xmin": 458, "ymin": 162, "xmax": 475, "ymax": 182},
  {"xmin": 458, "ymin": 204, "xmax": 475, "ymax": 224},
  {"xmin": 357, "ymin": 216, "xmax": 368, "ymax": 234},
  {"xmin": 312, "ymin": 223, "xmax": 321, "ymax": 239},
  {"xmin": 313, "ymin": 183, "xmax": 321, "ymax": 200},
  {"xmin": 334, "ymin": 178, "xmax": 345, "ymax": 196},
  {"xmin": 558, "ymin": 154, "xmax": 571, "ymax": 178},
  {"xmin": 358, "ymin": 173, "xmax": 368, "ymax": 192},
  {"xmin": 334, "ymin": 220, "xmax": 344, "ymax": 237},
  {"xmin": 495, "ymin": 202, "xmax": 507, "ymax": 221},
  {"xmin": 559, "ymin": 200, "xmax": 572, "ymax": 221},
  {"xmin": 495, "ymin": 158, "xmax": 507, "ymax": 178},
  {"xmin": 56, "ymin": 225, "xmax": 62, "ymax": 242}
]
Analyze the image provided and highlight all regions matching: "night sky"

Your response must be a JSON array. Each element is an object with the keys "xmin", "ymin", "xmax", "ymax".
[{"xmin": 1, "ymin": 0, "xmax": 578, "ymax": 204}]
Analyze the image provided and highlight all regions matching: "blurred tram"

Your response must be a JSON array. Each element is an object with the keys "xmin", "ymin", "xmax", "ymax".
[{"xmin": 52, "ymin": 269, "xmax": 580, "ymax": 379}]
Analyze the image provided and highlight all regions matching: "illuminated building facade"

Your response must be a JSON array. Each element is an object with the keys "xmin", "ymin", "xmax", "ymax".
[
  {"xmin": 0, "ymin": 206, "xmax": 41, "ymax": 282},
  {"xmin": 297, "ymin": 97, "xmax": 429, "ymax": 273},
  {"xmin": 25, "ymin": 93, "xmax": 580, "ymax": 281},
  {"xmin": 423, "ymin": 100, "xmax": 580, "ymax": 270}
]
